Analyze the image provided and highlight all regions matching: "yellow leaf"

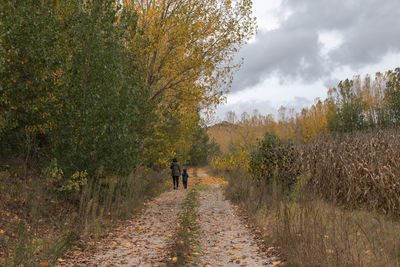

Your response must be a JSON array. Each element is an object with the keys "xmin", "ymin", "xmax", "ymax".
[
  {"xmin": 272, "ymin": 261, "xmax": 281, "ymax": 265},
  {"xmin": 124, "ymin": 242, "xmax": 133, "ymax": 248}
]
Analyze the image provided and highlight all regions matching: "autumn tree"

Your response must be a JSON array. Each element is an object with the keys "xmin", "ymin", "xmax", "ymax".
[
  {"xmin": 122, "ymin": 0, "xmax": 257, "ymax": 165},
  {"xmin": 297, "ymin": 100, "xmax": 328, "ymax": 142}
]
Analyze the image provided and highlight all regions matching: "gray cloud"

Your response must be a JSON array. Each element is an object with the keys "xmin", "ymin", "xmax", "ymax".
[{"xmin": 231, "ymin": 0, "xmax": 400, "ymax": 93}]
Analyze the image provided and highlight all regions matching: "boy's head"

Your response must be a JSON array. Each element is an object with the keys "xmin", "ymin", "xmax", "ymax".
[{"xmin": 183, "ymin": 169, "xmax": 187, "ymax": 172}]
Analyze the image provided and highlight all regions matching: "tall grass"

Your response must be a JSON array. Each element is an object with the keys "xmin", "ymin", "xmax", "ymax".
[
  {"xmin": 224, "ymin": 170, "xmax": 400, "ymax": 266},
  {"xmin": 0, "ymin": 165, "xmax": 167, "ymax": 266},
  {"xmin": 302, "ymin": 130, "xmax": 400, "ymax": 217},
  {"xmin": 223, "ymin": 129, "xmax": 400, "ymax": 266}
]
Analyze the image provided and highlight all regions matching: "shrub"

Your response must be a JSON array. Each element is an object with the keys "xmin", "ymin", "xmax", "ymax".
[{"xmin": 249, "ymin": 133, "xmax": 301, "ymax": 193}]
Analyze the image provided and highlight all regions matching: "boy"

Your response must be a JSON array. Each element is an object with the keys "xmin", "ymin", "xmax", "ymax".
[{"xmin": 182, "ymin": 169, "xmax": 189, "ymax": 189}]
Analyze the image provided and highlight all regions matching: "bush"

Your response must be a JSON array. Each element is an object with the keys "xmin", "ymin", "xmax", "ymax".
[{"xmin": 249, "ymin": 133, "xmax": 301, "ymax": 193}]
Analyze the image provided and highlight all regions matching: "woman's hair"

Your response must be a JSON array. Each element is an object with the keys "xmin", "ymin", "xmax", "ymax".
[{"xmin": 173, "ymin": 158, "xmax": 177, "ymax": 162}]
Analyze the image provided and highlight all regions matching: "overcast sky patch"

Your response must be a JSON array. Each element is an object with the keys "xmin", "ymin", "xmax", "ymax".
[{"xmin": 215, "ymin": 0, "xmax": 400, "ymax": 120}]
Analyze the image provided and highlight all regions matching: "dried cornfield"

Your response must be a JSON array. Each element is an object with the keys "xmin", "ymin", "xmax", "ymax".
[{"xmin": 300, "ymin": 130, "xmax": 400, "ymax": 217}]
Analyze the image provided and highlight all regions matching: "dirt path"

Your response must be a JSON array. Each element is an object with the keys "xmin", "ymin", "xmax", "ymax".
[
  {"xmin": 196, "ymin": 184, "xmax": 276, "ymax": 267},
  {"xmin": 61, "ymin": 189, "xmax": 187, "ymax": 266},
  {"xmin": 61, "ymin": 168, "xmax": 277, "ymax": 266}
]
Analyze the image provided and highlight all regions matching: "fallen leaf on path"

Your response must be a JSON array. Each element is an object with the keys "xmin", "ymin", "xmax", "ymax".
[{"xmin": 124, "ymin": 242, "xmax": 133, "ymax": 248}]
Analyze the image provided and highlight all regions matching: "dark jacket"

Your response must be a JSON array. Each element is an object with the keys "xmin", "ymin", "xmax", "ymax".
[
  {"xmin": 170, "ymin": 162, "xmax": 181, "ymax": 176},
  {"xmin": 182, "ymin": 171, "xmax": 189, "ymax": 181}
]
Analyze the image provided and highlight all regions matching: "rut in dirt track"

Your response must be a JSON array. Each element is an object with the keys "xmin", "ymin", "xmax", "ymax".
[
  {"xmin": 195, "ymin": 184, "xmax": 276, "ymax": 267},
  {"xmin": 61, "ymin": 189, "xmax": 187, "ymax": 267}
]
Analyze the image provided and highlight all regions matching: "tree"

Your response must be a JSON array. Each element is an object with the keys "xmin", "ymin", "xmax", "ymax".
[
  {"xmin": 122, "ymin": 0, "xmax": 257, "ymax": 165},
  {"xmin": 187, "ymin": 124, "xmax": 220, "ymax": 166},
  {"xmin": 326, "ymin": 79, "xmax": 364, "ymax": 133},
  {"xmin": 1, "ymin": 1, "xmax": 60, "ymax": 153},
  {"xmin": 386, "ymin": 68, "xmax": 400, "ymax": 125},
  {"xmin": 1, "ymin": 0, "xmax": 146, "ymax": 184}
]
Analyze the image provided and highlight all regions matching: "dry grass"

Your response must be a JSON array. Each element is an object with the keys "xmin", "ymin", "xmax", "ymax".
[
  {"xmin": 224, "ymin": 170, "xmax": 400, "ymax": 267},
  {"xmin": 301, "ymin": 130, "xmax": 400, "ymax": 217},
  {"xmin": 272, "ymin": 198, "xmax": 400, "ymax": 266},
  {"xmin": 0, "ymin": 161, "xmax": 167, "ymax": 266},
  {"xmin": 167, "ymin": 186, "xmax": 200, "ymax": 266}
]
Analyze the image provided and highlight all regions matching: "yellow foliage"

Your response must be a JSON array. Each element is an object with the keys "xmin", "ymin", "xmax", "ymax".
[
  {"xmin": 211, "ymin": 149, "xmax": 249, "ymax": 171},
  {"xmin": 122, "ymin": 0, "xmax": 256, "ymax": 164}
]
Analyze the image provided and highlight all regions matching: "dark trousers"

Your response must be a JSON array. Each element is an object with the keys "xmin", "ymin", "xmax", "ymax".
[
  {"xmin": 173, "ymin": 176, "xmax": 179, "ymax": 188},
  {"xmin": 182, "ymin": 177, "xmax": 188, "ymax": 189}
]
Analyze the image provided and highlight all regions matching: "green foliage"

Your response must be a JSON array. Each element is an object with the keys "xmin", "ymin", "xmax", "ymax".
[
  {"xmin": 327, "ymin": 79, "xmax": 365, "ymax": 133},
  {"xmin": 386, "ymin": 68, "xmax": 400, "ymax": 124},
  {"xmin": 326, "ymin": 69, "xmax": 400, "ymax": 134},
  {"xmin": 48, "ymin": 0, "xmax": 144, "ymax": 177},
  {"xmin": 187, "ymin": 124, "xmax": 220, "ymax": 166},
  {"xmin": 45, "ymin": 159, "xmax": 88, "ymax": 192},
  {"xmin": 1, "ymin": 0, "xmax": 147, "ymax": 184},
  {"xmin": 249, "ymin": 133, "xmax": 301, "ymax": 192},
  {"xmin": 1, "ymin": 0, "xmax": 62, "ymax": 156}
]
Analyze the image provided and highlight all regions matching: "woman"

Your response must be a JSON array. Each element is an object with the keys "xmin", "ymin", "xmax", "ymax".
[{"xmin": 170, "ymin": 158, "xmax": 181, "ymax": 189}]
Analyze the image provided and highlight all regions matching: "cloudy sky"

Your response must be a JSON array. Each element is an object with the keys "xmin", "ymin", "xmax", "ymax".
[{"xmin": 214, "ymin": 0, "xmax": 400, "ymax": 121}]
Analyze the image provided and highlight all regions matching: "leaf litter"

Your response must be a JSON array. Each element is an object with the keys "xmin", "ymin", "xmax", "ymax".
[
  {"xmin": 59, "ymin": 169, "xmax": 280, "ymax": 266},
  {"xmin": 196, "ymin": 184, "xmax": 278, "ymax": 266},
  {"xmin": 59, "ymin": 189, "xmax": 187, "ymax": 266}
]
